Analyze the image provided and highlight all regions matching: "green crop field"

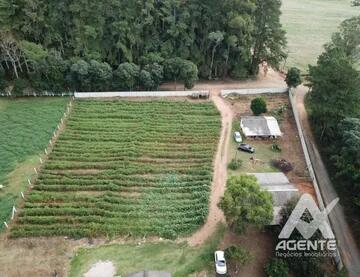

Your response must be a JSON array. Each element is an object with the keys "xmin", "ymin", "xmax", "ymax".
[
  {"xmin": 11, "ymin": 100, "xmax": 221, "ymax": 239},
  {"xmin": 0, "ymin": 98, "xmax": 68, "ymax": 228},
  {"xmin": 281, "ymin": 0, "xmax": 359, "ymax": 71}
]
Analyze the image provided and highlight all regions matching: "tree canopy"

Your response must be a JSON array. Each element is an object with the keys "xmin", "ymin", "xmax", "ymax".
[
  {"xmin": 331, "ymin": 118, "xmax": 360, "ymax": 188},
  {"xmin": 308, "ymin": 46, "xmax": 360, "ymax": 141},
  {"xmin": 219, "ymin": 174, "xmax": 273, "ymax": 233},
  {"xmin": 251, "ymin": 96, "xmax": 267, "ymax": 115},
  {"xmin": 285, "ymin": 67, "xmax": 301, "ymax": 88},
  {"xmin": 0, "ymin": 0, "xmax": 287, "ymax": 93}
]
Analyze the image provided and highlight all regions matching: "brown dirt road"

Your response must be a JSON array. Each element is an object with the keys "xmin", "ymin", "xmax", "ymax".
[
  {"xmin": 186, "ymin": 92, "xmax": 233, "ymax": 247},
  {"xmin": 183, "ymin": 69, "xmax": 287, "ymax": 246}
]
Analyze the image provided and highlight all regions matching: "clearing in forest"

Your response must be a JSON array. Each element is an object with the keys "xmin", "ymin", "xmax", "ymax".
[{"xmin": 11, "ymin": 100, "xmax": 221, "ymax": 239}]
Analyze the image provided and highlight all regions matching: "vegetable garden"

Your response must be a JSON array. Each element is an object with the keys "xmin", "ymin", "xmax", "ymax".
[{"xmin": 11, "ymin": 100, "xmax": 221, "ymax": 239}]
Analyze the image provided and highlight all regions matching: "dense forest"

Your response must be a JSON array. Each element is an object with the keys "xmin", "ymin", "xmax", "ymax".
[{"xmin": 0, "ymin": 0, "xmax": 286, "ymax": 93}]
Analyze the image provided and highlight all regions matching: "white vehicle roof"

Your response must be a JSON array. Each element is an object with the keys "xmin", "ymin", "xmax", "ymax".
[{"xmin": 215, "ymin": 251, "xmax": 225, "ymax": 260}]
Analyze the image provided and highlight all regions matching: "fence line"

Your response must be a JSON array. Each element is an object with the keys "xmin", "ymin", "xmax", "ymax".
[
  {"xmin": 3, "ymin": 97, "xmax": 74, "ymax": 231},
  {"xmin": 0, "ymin": 92, "xmax": 74, "ymax": 97},
  {"xmin": 74, "ymin": 90, "xmax": 209, "ymax": 98},
  {"xmin": 221, "ymin": 87, "xmax": 288, "ymax": 96}
]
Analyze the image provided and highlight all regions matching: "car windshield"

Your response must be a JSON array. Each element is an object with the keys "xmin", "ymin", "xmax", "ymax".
[{"xmin": 217, "ymin": 260, "xmax": 226, "ymax": 266}]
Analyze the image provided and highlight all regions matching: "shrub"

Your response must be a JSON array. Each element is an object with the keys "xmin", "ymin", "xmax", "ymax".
[
  {"xmin": 12, "ymin": 78, "xmax": 30, "ymax": 96},
  {"xmin": 265, "ymin": 258, "xmax": 289, "ymax": 277},
  {"xmin": 285, "ymin": 67, "xmax": 301, "ymax": 88},
  {"xmin": 271, "ymin": 144, "xmax": 281, "ymax": 152},
  {"xmin": 271, "ymin": 158, "xmax": 293, "ymax": 173},
  {"xmin": 228, "ymin": 159, "xmax": 242, "ymax": 170},
  {"xmin": 225, "ymin": 245, "xmax": 254, "ymax": 265},
  {"xmin": 251, "ymin": 97, "xmax": 267, "ymax": 115},
  {"xmin": 270, "ymin": 104, "xmax": 287, "ymax": 121}
]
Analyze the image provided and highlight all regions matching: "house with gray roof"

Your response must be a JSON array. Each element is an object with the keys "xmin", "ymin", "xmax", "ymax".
[
  {"xmin": 241, "ymin": 116, "xmax": 282, "ymax": 138},
  {"xmin": 250, "ymin": 172, "xmax": 299, "ymax": 225}
]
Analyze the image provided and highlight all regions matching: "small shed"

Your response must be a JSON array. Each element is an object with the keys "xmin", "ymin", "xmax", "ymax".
[
  {"xmin": 250, "ymin": 173, "xmax": 299, "ymax": 225},
  {"xmin": 124, "ymin": 271, "xmax": 172, "ymax": 277},
  {"xmin": 240, "ymin": 116, "xmax": 282, "ymax": 138}
]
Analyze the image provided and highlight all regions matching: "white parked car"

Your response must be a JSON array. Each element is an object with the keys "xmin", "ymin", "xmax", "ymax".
[
  {"xmin": 214, "ymin": 251, "xmax": 227, "ymax": 275},
  {"xmin": 234, "ymin": 131, "xmax": 242, "ymax": 143}
]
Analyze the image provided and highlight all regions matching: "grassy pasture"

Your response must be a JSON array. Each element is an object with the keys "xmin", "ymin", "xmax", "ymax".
[
  {"xmin": 12, "ymin": 100, "xmax": 221, "ymax": 239},
  {"xmin": 70, "ymin": 225, "xmax": 225, "ymax": 277},
  {"xmin": 281, "ymin": 0, "xmax": 359, "ymax": 71},
  {"xmin": 0, "ymin": 98, "xmax": 68, "ymax": 228}
]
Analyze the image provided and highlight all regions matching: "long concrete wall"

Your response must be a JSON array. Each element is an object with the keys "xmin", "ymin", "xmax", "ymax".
[
  {"xmin": 74, "ymin": 90, "xmax": 209, "ymax": 98},
  {"xmin": 221, "ymin": 87, "xmax": 288, "ymax": 97},
  {"xmin": 288, "ymin": 89, "xmax": 343, "ymax": 270}
]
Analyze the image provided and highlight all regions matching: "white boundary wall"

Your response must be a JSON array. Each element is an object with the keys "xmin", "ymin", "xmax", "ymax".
[
  {"xmin": 288, "ymin": 89, "xmax": 343, "ymax": 270},
  {"xmin": 221, "ymin": 87, "xmax": 288, "ymax": 97},
  {"xmin": 74, "ymin": 90, "xmax": 209, "ymax": 98}
]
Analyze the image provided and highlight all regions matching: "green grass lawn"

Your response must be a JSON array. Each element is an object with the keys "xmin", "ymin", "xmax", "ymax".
[
  {"xmin": 281, "ymin": 0, "xmax": 359, "ymax": 71},
  {"xmin": 70, "ymin": 225, "xmax": 224, "ymax": 277},
  {"xmin": 228, "ymin": 121, "xmax": 280, "ymax": 175},
  {"xmin": 0, "ymin": 98, "xmax": 68, "ymax": 228}
]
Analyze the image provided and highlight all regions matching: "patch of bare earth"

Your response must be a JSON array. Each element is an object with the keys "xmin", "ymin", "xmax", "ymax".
[
  {"xmin": 55, "ymin": 169, "xmax": 103, "ymax": 175},
  {"xmin": 0, "ymin": 237, "xmax": 82, "ymax": 277},
  {"xmin": 294, "ymin": 181, "xmax": 317, "ymax": 202},
  {"xmin": 219, "ymin": 228, "xmax": 275, "ymax": 277},
  {"xmin": 84, "ymin": 261, "xmax": 116, "ymax": 277}
]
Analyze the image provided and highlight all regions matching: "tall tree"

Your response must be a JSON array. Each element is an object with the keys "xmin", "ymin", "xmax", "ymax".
[
  {"xmin": 251, "ymin": 0, "xmax": 287, "ymax": 75},
  {"xmin": 330, "ymin": 16, "xmax": 360, "ymax": 64},
  {"xmin": 331, "ymin": 118, "xmax": 360, "ymax": 188},
  {"xmin": 113, "ymin": 62, "xmax": 140, "ymax": 91},
  {"xmin": 308, "ymin": 47, "xmax": 360, "ymax": 141},
  {"xmin": 208, "ymin": 31, "xmax": 224, "ymax": 80},
  {"xmin": 219, "ymin": 174, "xmax": 273, "ymax": 234}
]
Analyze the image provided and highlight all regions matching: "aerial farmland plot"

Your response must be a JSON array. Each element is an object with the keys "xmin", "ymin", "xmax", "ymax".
[{"xmin": 11, "ymin": 99, "xmax": 221, "ymax": 239}]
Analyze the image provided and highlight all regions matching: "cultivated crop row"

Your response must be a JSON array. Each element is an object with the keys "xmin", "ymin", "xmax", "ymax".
[{"xmin": 12, "ymin": 100, "xmax": 221, "ymax": 239}]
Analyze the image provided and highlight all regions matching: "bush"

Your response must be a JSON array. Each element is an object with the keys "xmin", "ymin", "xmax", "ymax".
[
  {"xmin": 285, "ymin": 67, "xmax": 301, "ymax": 88},
  {"xmin": 251, "ymin": 97, "xmax": 267, "ymax": 115},
  {"xmin": 271, "ymin": 144, "xmax": 281, "ymax": 152},
  {"xmin": 12, "ymin": 78, "xmax": 30, "ymax": 96},
  {"xmin": 225, "ymin": 245, "xmax": 254, "ymax": 265},
  {"xmin": 271, "ymin": 158, "xmax": 293, "ymax": 173},
  {"xmin": 228, "ymin": 159, "xmax": 242, "ymax": 170},
  {"xmin": 265, "ymin": 258, "xmax": 289, "ymax": 277},
  {"xmin": 0, "ymin": 65, "xmax": 7, "ymax": 92},
  {"xmin": 270, "ymin": 104, "xmax": 287, "ymax": 121}
]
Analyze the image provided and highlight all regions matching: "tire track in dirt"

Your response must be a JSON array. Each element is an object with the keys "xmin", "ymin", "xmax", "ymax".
[{"xmin": 186, "ymin": 90, "xmax": 234, "ymax": 247}]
